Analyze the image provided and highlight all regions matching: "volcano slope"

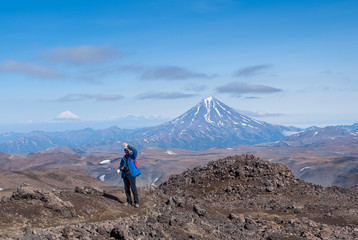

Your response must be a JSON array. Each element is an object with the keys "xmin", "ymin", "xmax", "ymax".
[{"xmin": 1, "ymin": 154, "xmax": 358, "ymax": 239}]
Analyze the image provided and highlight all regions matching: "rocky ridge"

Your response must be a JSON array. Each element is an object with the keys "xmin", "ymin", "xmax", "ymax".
[{"xmin": 1, "ymin": 154, "xmax": 357, "ymax": 239}]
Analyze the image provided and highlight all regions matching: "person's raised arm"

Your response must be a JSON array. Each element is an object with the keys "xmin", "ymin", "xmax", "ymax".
[{"xmin": 127, "ymin": 145, "xmax": 137, "ymax": 160}]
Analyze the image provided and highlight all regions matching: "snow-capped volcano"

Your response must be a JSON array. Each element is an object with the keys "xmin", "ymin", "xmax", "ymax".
[
  {"xmin": 135, "ymin": 96, "xmax": 286, "ymax": 149},
  {"xmin": 169, "ymin": 96, "xmax": 268, "ymax": 130}
]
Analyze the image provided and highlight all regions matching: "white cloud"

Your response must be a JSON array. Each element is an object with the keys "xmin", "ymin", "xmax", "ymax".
[{"xmin": 56, "ymin": 111, "xmax": 80, "ymax": 120}]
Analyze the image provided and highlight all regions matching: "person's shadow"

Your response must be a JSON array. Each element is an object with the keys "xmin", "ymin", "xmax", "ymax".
[
  {"xmin": 103, "ymin": 192, "xmax": 124, "ymax": 203},
  {"xmin": 101, "ymin": 157, "xmax": 124, "ymax": 203}
]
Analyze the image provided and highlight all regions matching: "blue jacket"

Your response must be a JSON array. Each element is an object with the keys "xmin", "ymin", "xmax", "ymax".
[{"xmin": 119, "ymin": 145, "xmax": 141, "ymax": 178}]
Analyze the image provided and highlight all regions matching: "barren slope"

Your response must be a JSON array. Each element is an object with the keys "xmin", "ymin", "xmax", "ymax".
[{"xmin": 1, "ymin": 154, "xmax": 357, "ymax": 239}]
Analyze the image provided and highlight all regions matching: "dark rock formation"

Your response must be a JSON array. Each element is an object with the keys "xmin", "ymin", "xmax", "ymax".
[
  {"xmin": 74, "ymin": 186, "xmax": 103, "ymax": 195},
  {"xmin": 10, "ymin": 184, "xmax": 76, "ymax": 218}
]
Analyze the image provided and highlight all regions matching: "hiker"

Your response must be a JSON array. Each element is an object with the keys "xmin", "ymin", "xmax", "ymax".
[{"xmin": 119, "ymin": 142, "xmax": 141, "ymax": 208}]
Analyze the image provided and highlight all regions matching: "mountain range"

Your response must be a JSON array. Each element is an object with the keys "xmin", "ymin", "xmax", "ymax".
[
  {"xmin": 0, "ymin": 97, "xmax": 303, "ymax": 154},
  {"xmin": 264, "ymin": 125, "xmax": 358, "ymax": 148},
  {"xmin": 1, "ymin": 96, "xmax": 357, "ymax": 155}
]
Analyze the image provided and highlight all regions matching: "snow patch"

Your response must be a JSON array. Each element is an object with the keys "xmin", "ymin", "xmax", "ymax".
[
  {"xmin": 242, "ymin": 123, "xmax": 255, "ymax": 128},
  {"xmin": 99, "ymin": 175, "xmax": 105, "ymax": 181},
  {"xmin": 214, "ymin": 107, "xmax": 223, "ymax": 118},
  {"xmin": 313, "ymin": 132, "xmax": 318, "ymax": 137},
  {"xmin": 166, "ymin": 150, "xmax": 176, "ymax": 155},
  {"xmin": 216, "ymin": 101, "xmax": 227, "ymax": 111},
  {"xmin": 100, "ymin": 159, "xmax": 111, "ymax": 165},
  {"xmin": 282, "ymin": 130, "xmax": 299, "ymax": 136},
  {"xmin": 151, "ymin": 177, "xmax": 159, "ymax": 186},
  {"xmin": 204, "ymin": 96, "xmax": 214, "ymax": 103},
  {"xmin": 299, "ymin": 166, "xmax": 312, "ymax": 172},
  {"xmin": 254, "ymin": 120, "xmax": 263, "ymax": 125},
  {"xmin": 194, "ymin": 105, "xmax": 201, "ymax": 116}
]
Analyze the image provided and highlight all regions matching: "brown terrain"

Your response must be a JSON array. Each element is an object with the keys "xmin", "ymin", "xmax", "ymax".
[
  {"xmin": 1, "ymin": 154, "xmax": 358, "ymax": 239},
  {"xmin": 1, "ymin": 141, "xmax": 357, "ymax": 188}
]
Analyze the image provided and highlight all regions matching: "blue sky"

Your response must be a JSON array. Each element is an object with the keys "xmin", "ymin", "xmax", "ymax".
[{"xmin": 0, "ymin": 0, "xmax": 357, "ymax": 132}]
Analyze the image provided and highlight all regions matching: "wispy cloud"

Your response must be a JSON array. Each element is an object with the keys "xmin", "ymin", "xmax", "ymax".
[
  {"xmin": 0, "ymin": 60, "xmax": 64, "ymax": 79},
  {"xmin": 74, "ymin": 64, "xmax": 212, "ymax": 83},
  {"xmin": 233, "ymin": 64, "xmax": 272, "ymax": 77},
  {"xmin": 110, "ymin": 114, "xmax": 164, "ymax": 121},
  {"xmin": 119, "ymin": 64, "xmax": 145, "ymax": 73},
  {"xmin": 140, "ymin": 66, "xmax": 212, "ymax": 81},
  {"xmin": 216, "ymin": 82, "xmax": 282, "ymax": 96},
  {"xmin": 138, "ymin": 92, "xmax": 198, "ymax": 100},
  {"xmin": 184, "ymin": 84, "xmax": 208, "ymax": 92},
  {"xmin": 76, "ymin": 64, "xmax": 144, "ymax": 82},
  {"xmin": 238, "ymin": 109, "xmax": 283, "ymax": 118},
  {"xmin": 55, "ymin": 94, "xmax": 123, "ymax": 102},
  {"xmin": 244, "ymin": 96, "xmax": 261, "ymax": 99},
  {"xmin": 39, "ymin": 45, "xmax": 122, "ymax": 65}
]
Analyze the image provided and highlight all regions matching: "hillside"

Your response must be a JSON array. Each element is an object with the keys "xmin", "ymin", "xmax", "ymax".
[
  {"xmin": 0, "ymin": 168, "xmax": 110, "ymax": 191},
  {"xmin": 1, "ymin": 154, "xmax": 357, "ymax": 239},
  {"xmin": 1, "ymin": 139, "xmax": 358, "ymax": 189},
  {"xmin": 258, "ymin": 126, "xmax": 358, "ymax": 188}
]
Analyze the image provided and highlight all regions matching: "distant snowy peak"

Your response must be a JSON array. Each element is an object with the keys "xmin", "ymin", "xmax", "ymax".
[
  {"xmin": 138, "ymin": 96, "xmax": 286, "ymax": 149},
  {"xmin": 169, "ymin": 96, "xmax": 266, "ymax": 130},
  {"xmin": 270, "ymin": 126, "xmax": 358, "ymax": 147}
]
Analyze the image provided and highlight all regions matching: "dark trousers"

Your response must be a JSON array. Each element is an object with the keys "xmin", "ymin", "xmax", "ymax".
[{"xmin": 123, "ymin": 173, "xmax": 138, "ymax": 205}]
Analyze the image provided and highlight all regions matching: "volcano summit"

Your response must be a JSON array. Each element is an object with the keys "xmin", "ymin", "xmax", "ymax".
[{"xmin": 134, "ymin": 96, "xmax": 288, "ymax": 150}]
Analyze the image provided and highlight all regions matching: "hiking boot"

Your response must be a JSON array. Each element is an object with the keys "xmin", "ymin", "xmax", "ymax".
[
  {"xmin": 123, "ymin": 202, "xmax": 130, "ymax": 206},
  {"xmin": 134, "ymin": 203, "xmax": 139, "ymax": 208}
]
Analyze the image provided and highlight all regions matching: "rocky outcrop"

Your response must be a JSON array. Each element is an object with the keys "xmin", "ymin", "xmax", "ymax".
[
  {"xmin": 74, "ymin": 185, "xmax": 103, "ymax": 195},
  {"xmin": 160, "ymin": 154, "xmax": 295, "ymax": 194},
  {"xmin": 10, "ymin": 184, "xmax": 76, "ymax": 218},
  {"xmin": 156, "ymin": 154, "xmax": 358, "ymax": 239}
]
